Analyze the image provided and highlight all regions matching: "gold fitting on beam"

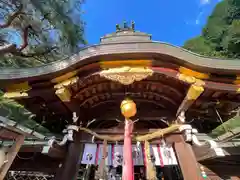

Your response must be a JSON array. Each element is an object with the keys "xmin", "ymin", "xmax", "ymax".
[
  {"xmin": 54, "ymin": 76, "xmax": 79, "ymax": 89},
  {"xmin": 54, "ymin": 76, "xmax": 78, "ymax": 102},
  {"xmin": 99, "ymin": 60, "xmax": 152, "ymax": 69},
  {"xmin": 6, "ymin": 82, "xmax": 31, "ymax": 92},
  {"xmin": 55, "ymin": 87, "xmax": 71, "ymax": 102},
  {"xmin": 178, "ymin": 74, "xmax": 196, "ymax": 84},
  {"xmin": 3, "ymin": 92, "xmax": 28, "ymax": 98},
  {"xmin": 237, "ymin": 88, "xmax": 240, "ymax": 93},
  {"xmin": 51, "ymin": 71, "xmax": 77, "ymax": 84},
  {"xmin": 178, "ymin": 73, "xmax": 205, "ymax": 86},
  {"xmin": 179, "ymin": 67, "xmax": 209, "ymax": 79},
  {"xmin": 234, "ymin": 76, "xmax": 240, "ymax": 85},
  {"xmin": 4, "ymin": 82, "xmax": 31, "ymax": 99},
  {"xmin": 186, "ymin": 85, "xmax": 204, "ymax": 100}
]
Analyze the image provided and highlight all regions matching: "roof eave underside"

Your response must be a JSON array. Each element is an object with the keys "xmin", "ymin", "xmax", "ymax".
[{"xmin": 0, "ymin": 41, "xmax": 240, "ymax": 82}]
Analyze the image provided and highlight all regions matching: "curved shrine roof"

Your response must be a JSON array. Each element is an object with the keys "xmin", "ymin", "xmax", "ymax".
[
  {"xmin": 0, "ymin": 28, "xmax": 239, "ymax": 82},
  {"xmin": 1, "ymin": 26, "xmax": 240, "ymax": 134}
]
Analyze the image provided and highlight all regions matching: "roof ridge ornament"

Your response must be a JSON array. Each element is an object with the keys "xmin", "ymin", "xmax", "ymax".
[{"xmin": 116, "ymin": 20, "xmax": 135, "ymax": 32}]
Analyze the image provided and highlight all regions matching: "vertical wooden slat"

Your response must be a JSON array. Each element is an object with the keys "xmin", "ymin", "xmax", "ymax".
[{"xmin": 0, "ymin": 135, "xmax": 24, "ymax": 180}]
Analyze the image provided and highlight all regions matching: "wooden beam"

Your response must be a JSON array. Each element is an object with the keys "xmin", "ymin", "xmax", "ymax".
[
  {"xmin": 199, "ymin": 164, "xmax": 222, "ymax": 179},
  {"xmin": 231, "ymin": 177, "xmax": 240, "ymax": 180},
  {"xmin": 202, "ymin": 164, "xmax": 240, "ymax": 176},
  {"xmin": 174, "ymin": 136, "xmax": 204, "ymax": 180},
  {"xmin": 54, "ymin": 132, "xmax": 84, "ymax": 180},
  {"xmin": 0, "ymin": 135, "xmax": 24, "ymax": 180},
  {"xmin": 177, "ymin": 84, "xmax": 204, "ymax": 116}
]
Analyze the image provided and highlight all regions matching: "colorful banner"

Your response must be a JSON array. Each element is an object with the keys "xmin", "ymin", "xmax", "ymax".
[{"xmin": 81, "ymin": 143, "xmax": 178, "ymax": 166}]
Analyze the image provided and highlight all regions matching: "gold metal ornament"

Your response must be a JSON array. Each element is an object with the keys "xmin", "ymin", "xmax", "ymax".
[
  {"xmin": 100, "ymin": 66, "xmax": 153, "ymax": 85},
  {"xmin": 178, "ymin": 73, "xmax": 205, "ymax": 86},
  {"xmin": 120, "ymin": 99, "xmax": 137, "ymax": 118},
  {"xmin": 186, "ymin": 85, "xmax": 204, "ymax": 100}
]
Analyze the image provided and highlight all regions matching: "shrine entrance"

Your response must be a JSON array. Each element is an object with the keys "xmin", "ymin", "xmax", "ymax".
[
  {"xmin": 80, "ymin": 141, "xmax": 183, "ymax": 179},
  {"xmin": 4, "ymin": 22, "xmax": 237, "ymax": 180}
]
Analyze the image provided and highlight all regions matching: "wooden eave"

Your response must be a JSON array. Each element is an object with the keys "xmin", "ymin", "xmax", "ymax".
[
  {"xmin": 0, "ymin": 41, "xmax": 240, "ymax": 82},
  {"xmin": 0, "ymin": 116, "xmax": 46, "ymax": 140}
]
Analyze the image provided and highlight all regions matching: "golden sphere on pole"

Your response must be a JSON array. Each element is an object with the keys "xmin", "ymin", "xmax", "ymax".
[{"xmin": 120, "ymin": 99, "xmax": 137, "ymax": 118}]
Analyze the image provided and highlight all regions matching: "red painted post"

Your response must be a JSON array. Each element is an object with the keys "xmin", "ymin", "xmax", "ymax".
[{"xmin": 122, "ymin": 119, "xmax": 134, "ymax": 180}]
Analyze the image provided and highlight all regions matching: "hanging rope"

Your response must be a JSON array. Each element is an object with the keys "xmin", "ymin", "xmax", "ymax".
[
  {"xmin": 80, "ymin": 127, "xmax": 124, "ymax": 141},
  {"xmin": 135, "ymin": 124, "xmax": 180, "ymax": 142},
  {"xmin": 95, "ymin": 139, "xmax": 108, "ymax": 180},
  {"xmin": 144, "ymin": 140, "xmax": 157, "ymax": 180},
  {"xmin": 79, "ymin": 124, "xmax": 180, "ymax": 142}
]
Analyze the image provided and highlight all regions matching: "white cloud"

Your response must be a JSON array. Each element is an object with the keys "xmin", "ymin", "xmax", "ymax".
[
  {"xmin": 200, "ymin": 0, "xmax": 210, "ymax": 5},
  {"xmin": 194, "ymin": 11, "xmax": 204, "ymax": 25}
]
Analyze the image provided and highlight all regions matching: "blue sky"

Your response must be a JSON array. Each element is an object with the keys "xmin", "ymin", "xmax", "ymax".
[{"xmin": 82, "ymin": 0, "xmax": 221, "ymax": 46}]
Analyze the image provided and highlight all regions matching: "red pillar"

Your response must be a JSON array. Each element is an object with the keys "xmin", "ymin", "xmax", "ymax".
[{"xmin": 122, "ymin": 119, "xmax": 134, "ymax": 180}]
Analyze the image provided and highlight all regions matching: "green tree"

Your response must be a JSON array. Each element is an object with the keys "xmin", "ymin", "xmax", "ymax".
[
  {"xmin": 184, "ymin": 36, "xmax": 214, "ymax": 56},
  {"xmin": 0, "ymin": 0, "xmax": 86, "ymax": 134},
  {"xmin": 184, "ymin": 0, "xmax": 240, "ymax": 137},
  {"xmin": 0, "ymin": 0, "xmax": 86, "ymax": 68},
  {"xmin": 184, "ymin": 0, "xmax": 240, "ymax": 59}
]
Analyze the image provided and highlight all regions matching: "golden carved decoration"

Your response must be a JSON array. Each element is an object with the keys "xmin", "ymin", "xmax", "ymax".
[
  {"xmin": 100, "ymin": 66, "xmax": 153, "ymax": 85},
  {"xmin": 237, "ymin": 88, "xmax": 240, "ymax": 93},
  {"xmin": 179, "ymin": 67, "xmax": 209, "ymax": 79},
  {"xmin": 6, "ymin": 82, "xmax": 31, "ymax": 92},
  {"xmin": 178, "ymin": 73, "xmax": 205, "ymax": 86},
  {"xmin": 54, "ymin": 76, "xmax": 79, "ymax": 89},
  {"xmin": 55, "ymin": 87, "xmax": 71, "ymax": 102},
  {"xmin": 120, "ymin": 99, "xmax": 137, "ymax": 119},
  {"xmin": 54, "ymin": 76, "xmax": 78, "ymax": 102},
  {"xmin": 186, "ymin": 85, "xmax": 204, "ymax": 100},
  {"xmin": 99, "ymin": 60, "xmax": 152, "ymax": 69},
  {"xmin": 51, "ymin": 71, "xmax": 77, "ymax": 83},
  {"xmin": 4, "ymin": 82, "xmax": 31, "ymax": 99},
  {"xmin": 3, "ymin": 92, "xmax": 28, "ymax": 98}
]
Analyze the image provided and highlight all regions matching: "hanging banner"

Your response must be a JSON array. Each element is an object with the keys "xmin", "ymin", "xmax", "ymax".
[
  {"xmin": 96, "ymin": 144, "xmax": 112, "ymax": 166},
  {"xmin": 81, "ymin": 143, "xmax": 178, "ymax": 166},
  {"xmin": 132, "ymin": 144, "xmax": 144, "ymax": 166},
  {"xmin": 113, "ymin": 144, "xmax": 123, "ymax": 167},
  {"xmin": 159, "ymin": 145, "xmax": 178, "ymax": 165},
  {"xmin": 152, "ymin": 145, "xmax": 162, "ymax": 166},
  {"xmin": 81, "ymin": 144, "xmax": 97, "ymax": 165}
]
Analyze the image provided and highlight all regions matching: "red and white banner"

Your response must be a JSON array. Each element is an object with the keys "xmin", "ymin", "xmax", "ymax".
[{"xmin": 81, "ymin": 143, "xmax": 178, "ymax": 166}]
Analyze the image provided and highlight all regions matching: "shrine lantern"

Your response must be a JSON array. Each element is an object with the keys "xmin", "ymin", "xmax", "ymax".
[{"xmin": 120, "ymin": 99, "xmax": 137, "ymax": 119}]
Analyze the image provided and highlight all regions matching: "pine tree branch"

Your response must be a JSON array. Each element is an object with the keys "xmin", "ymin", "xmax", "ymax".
[
  {"xmin": 0, "ymin": 4, "xmax": 24, "ymax": 28},
  {"xmin": 0, "ymin": 43, "xmax": 16, "ymax": 54},
  {"xmin": 18, "ymin": 25, "xmax": 30, "ymax": 51},
  {"xmin": 12, "ymin": 46, "xmax": 58, "ymax": 58}
]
